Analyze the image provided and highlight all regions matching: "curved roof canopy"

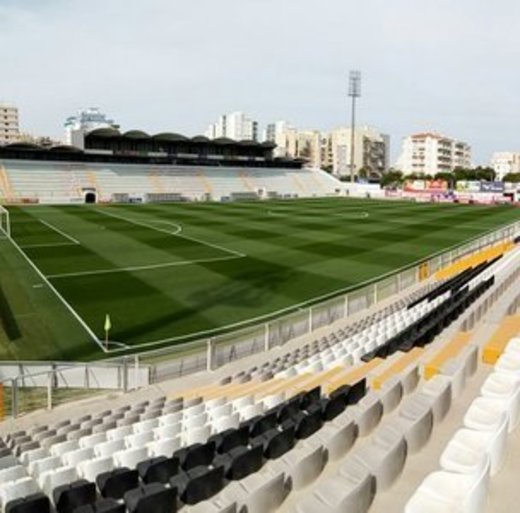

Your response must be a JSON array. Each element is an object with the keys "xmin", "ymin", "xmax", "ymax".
[
  {"xmin": 4, "ymin": 142, "xmax": 43, "ymax": 151},
  {"xmin": 213, "ymin": 137, "xmax": 235, "ymax": 145},
  {"xmin": 153, "ymin": 133, "xmax": 189, "ymax": 142},
  {"xmin": 238, "ymin": 139, "xmax": 259, "ymax": 147},
  {"xmin": 49, "ymin": 145, "xmax": 84, "ymax": 153},
  {"xmin": 191, "ymin": 135, "xmax": 211, "ymax": 143},
  {"xmin": 87, "ymin": 127, "xmax": 121, "ymax": 138},
  {"xmin": 123, "ymin": 130, "xmax": 150, "ymax": 139}
]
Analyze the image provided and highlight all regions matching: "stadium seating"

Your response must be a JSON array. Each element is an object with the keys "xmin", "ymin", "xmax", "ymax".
[
  {"xmin": 0, "ymin": 160, "xmax": 341, "ymax": 203},
  {"xmin": 405, "ymin": 334, "xmax": 520, "ymax": 513},
  {"xmin": 0, "ymin": 248, "xmax": 518, "ymax": 512}
]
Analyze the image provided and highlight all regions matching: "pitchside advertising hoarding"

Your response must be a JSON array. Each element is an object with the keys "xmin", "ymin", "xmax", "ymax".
[
  {"xmin": 403, "ymin": 180, "xmax": 448, "ymax": 192},
  {"xmin": 479, "ymin": 181, "xmax": 505, "ymax": 193},
  {"xmin": 456, "ymin": 181, "xmax": 481, "ymax": 192}
]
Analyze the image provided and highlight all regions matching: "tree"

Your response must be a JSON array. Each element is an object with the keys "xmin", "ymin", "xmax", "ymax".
[
  {"xmin": 434, "ymin": 172, "xmax": 453, "ymax": 181},
  {"xmin": 474, "ymin": 166, "xmax": 495, "ymax": 181},
  {"xmin": 321, "ymin": 164, "xmax": 334, "ymax": 174},
  {"xmin": 358, "ymin": 167, "xmax": 370, "ymax": 179},
  {"xmin": 380, "ymin": 170, "xmax": 404, "ymax": 187},
  {"xmin": 503, "ymin": 173, "xmax": 520, "ymax": 183}
]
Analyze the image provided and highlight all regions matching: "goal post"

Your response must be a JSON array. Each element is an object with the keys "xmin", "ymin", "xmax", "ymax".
[{"xmin": 0, "ymin": 206, "xmax": 11, "ymax": 238}]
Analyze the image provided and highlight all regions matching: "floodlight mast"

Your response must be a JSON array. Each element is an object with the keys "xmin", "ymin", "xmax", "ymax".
[{"xmin": 348, "ymin": 70, "xmax": 361, "ymax": 184}]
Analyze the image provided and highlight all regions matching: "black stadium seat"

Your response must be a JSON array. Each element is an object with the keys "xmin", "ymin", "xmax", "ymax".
[
  {"xmin": 347, "ymin": 378, "xmax": 367, "ymax": 405},
  {"xmin": 249, "ymin": 411, "xmax": 279, "ymax": 438},
  {"xmin": 5, "ymin": 493, "xmax": 50, "ymax": 513},
  {"xmin": 124, "ymin": 483, "xmax": 177, "ymax": 513},
  {"xmin": 252, "ymin": 425, "xmax": 295, "ymax": 459},
  {"xmin": 301, "ymin": 386, "xmax": 321, "ymax": 410},
  {"xmin": 320, "ymin": 394, "xmax": 347, "ymax": 421},
  {"xmin": 53, "ymin": 480, "xmax": 97, "ymax": 513},
  {"xmin": 137, "ymin": 456, "xmax": 179, "ymax": 484},
  {"xmin": 174, "ymin": 441, "xmax": 215, "ymax": 471},
  {"xmin": 214, "ymin": 444, "xmax": 264, "ymax": 480},
  {"xmin": 276, "ymin": 394, "xmax": 304, "ymax": 423},
  {"xmin": 96, "ymin": 467, "xmax": 139, "ymax": 499},
  {"xmin": 209, "ymin": 425, "xmax": 250, "ymax": 454},
  {"xmin": 170, "ymin": 465, "xmax": 225, "ymax": 505},
  {"xmin": 329, "ymin": 384, "xmax": 351, "ymax": 404},
  {"xmin": 289, "ymin": 409, "xmax": 323, "ymax": 439},
  {"xmin": 73, "ymin": 499, "xmax": 126, "ymax": 513}
]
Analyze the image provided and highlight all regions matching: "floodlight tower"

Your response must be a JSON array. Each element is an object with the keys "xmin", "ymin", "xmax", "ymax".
[{"xmin": 348, "ymin": 70, "xmax": 362, "ymax": 183}]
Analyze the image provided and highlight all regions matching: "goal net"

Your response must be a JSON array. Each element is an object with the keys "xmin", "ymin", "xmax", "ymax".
[{"xmin": 0, "ymin": 206, "xmax": 11, "ymax": 238}]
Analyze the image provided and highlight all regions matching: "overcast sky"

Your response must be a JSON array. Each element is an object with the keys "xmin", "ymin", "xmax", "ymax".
[{"xmin": 1, "ymin": 0, "xmax": 519, "ymax": 164}]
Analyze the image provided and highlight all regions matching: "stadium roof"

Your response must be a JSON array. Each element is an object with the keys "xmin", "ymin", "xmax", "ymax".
[
  {"xmin": 88, "ymin": 127, "xmax": 120, "ymax": 138},
  {"xmin": 85, "ymin": 128, "xmax": 273, "ymax": 148},
  {"xmin": 153, "ymin": 133, "xmax": 189, "ymax": 142},
  {"xmin": 4, "ymin": 142, "xmax": 43, "ymax": 151},
  {"xmin": 49, "ymin": 145, "xmax": 84, "ymax": 153}
]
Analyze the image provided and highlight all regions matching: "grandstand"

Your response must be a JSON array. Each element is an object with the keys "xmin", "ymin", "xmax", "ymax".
[{"xmin": 0, "ymin": 160, "xmax": 341, "ymax": 204}]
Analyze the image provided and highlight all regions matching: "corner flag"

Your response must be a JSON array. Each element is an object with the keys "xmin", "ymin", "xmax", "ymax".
[
  {"xmin": 104, "ymin": 314, "xmax": 112, "ymax": 350},
  {"xmin": 104, "ymin": 314, "xmax": 112, "ymax": 332}
]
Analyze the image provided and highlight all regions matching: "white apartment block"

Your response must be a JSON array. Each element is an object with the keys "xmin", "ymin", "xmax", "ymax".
[
  {"xmin": 206, "ymin": 111, "xmax": 258, "ymax": 141},
  {"xmin": 0, "ymin": 104, "xmax": 20, "ymax": 145},
  {"xmin": 397, "ymin": 132, "xmax": 471, "ymax": 175},
  {"xmin": 490, "ymin": 152, "xmax": 520, "ymax": 180}
]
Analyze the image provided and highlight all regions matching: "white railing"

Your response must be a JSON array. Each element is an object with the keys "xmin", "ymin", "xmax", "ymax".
[{"xmin": 1, "ymin": 219, "xmax": 519, "ymax": 419}]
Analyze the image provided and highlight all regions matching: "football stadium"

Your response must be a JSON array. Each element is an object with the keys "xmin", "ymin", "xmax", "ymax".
[
  {"xmin": 2, "ymin": 2, "xmax": 520, "ymax": 512},
  {"xmin": 0, "ymin": 125, "xmax": 520, "ymax": 513}
]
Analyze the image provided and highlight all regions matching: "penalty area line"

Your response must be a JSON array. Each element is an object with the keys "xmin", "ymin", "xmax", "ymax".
[
  {"xmin": 39, "ymin": 219, "xmax": 81, "ymax": 245},
  {"xmin": 4, "ymin": 233, "xmax": 107, "ymax": 353},
  {"xmin": 45, "ymin": 253, "xmax": 244, "ymax": 279},
  {"xmin": 20, "ymin": 242, "xmax": 78, "ymax": 249}
]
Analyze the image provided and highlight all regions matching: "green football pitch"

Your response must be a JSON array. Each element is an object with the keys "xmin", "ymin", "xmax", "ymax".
[{"xmin": 1, "ymin": 198, "xmax": 519, "ymax": 362}]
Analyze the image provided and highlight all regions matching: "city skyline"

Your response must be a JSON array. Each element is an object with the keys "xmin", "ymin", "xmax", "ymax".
[{"xmin": 1, "ymin": 0, "xmax": 520, "ymax": 165}]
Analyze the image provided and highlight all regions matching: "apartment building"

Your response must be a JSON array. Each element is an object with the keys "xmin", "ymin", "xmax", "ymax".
[
  {"xmin": 264, "ymin": 122, "xmax": 389, "ymax": 177},
  {"xmin": 397, "ymin": 132, "xmax": 471, "ymax": 175},
  {"xmin": 0, "ymin": 104, "xmax": 20, "ymax": 145},
  {"xmin": 206, "ymin": 111, "xmax": 258, "ymax": 141},
  {"xmin": 490, "ymin": 152, "xmax": 520, "ymax": 180}
]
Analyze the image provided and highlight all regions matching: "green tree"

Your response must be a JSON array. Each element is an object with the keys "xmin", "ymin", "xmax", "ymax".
[
  {"xmin": 474, "ymin": 166, "xmax": 495, "ymax": 181},
  {"xmin": 380, "ymin": 170, "xmax": 404, "ymax": 187},
  {"xmin": 358, "ymin": 167, "xmax": 370, "ymax": 179},
  {"xmin": 503, "ymin": 173, "xmax": 520, "ymax": 183}
]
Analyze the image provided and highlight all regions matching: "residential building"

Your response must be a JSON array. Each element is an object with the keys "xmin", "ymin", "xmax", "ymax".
[
  {"xmin": 264, "ymin": 122, "xmax": 388, "ymax": 175},
  {"xmin": 263, "ymin": 120, "xmax": 293, "ymax": 157},
  {"xmin": 490, "ymin": 152, "xmax": 520, "ymax": 180},
  {"xmin": 326, "ymin": 126, "xmax": 390, "ymax": 178},
  {"xmin": 396, "ymin": 132, "xmax": 471, "ymax": 175},
  {"xmin": 264, "ymin": 122, "xmax": 322, "ymax": 167},
  {"xmin": 0, "ymin": 103, "xmax": 20, "ymax": 145},
  {"xmin": 65, "ymin": 107, "xmax": 118, "ymax": 147},
  {"xmin": 205, "ymin": 111, "xmax": 258, "ymax": 141}
]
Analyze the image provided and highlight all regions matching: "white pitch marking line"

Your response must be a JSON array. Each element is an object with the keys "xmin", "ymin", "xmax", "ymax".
[
  {"xmin": 39, "ymin": 219, "xmax": 80, "ymax": 245},
  {"xmin": 150, "ymin": 220, "xmax": 183, "ymax": 235},
  {"xmin": 333, "ymin": 211, "xmax": 369, "ymax": 218},
  {"xmin": 46, "ymin": 254, "xmax": 243, "ymax": 280},
  {"xmin": 20, "ymin": 242, "xmax": 78, "ymax": 249},
  {"xmin": 4, "ymin": 232, "xmax": 106, "ymax": 352},
  {"xmin": 96, "ymin": 208, "xmax": 246, "ymax": 258}
]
